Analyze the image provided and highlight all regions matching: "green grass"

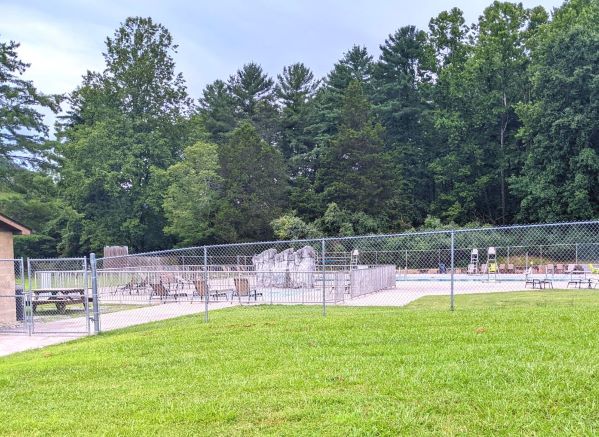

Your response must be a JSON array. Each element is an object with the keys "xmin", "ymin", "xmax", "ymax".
[{"xmin": 1, "ymin": 291, "xmax": 599, "ymax": 436}]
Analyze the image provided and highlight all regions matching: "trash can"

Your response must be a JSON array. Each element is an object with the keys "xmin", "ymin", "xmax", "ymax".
[{"xmin": 15, "ymin": 286, "xmax": 24, "ymax": 322}]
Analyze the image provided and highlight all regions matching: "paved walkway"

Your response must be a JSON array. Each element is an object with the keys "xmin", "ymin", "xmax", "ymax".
[{"xmin": 0, "ymin": 301, "xmax": 236, "ymax": 357}]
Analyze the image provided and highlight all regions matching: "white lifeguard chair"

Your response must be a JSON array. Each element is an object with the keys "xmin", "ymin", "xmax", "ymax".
[
  {"xmin": 468, "ymin": 249, "xmax": 479, "ymax": 274},
  {"xmin": 350, "ymin": 250, "xmax": 359, "ymax": 270}
]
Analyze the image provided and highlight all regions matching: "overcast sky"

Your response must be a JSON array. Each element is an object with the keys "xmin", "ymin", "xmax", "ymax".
[{"xmin": 2, "ymin": 0, "xmax": 564, "ymax": 122}]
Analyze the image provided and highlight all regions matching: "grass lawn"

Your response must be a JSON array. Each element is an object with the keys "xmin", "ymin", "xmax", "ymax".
[{"xmin": 1, "ymin": 291, "xmax": 598, "ymax": 435}]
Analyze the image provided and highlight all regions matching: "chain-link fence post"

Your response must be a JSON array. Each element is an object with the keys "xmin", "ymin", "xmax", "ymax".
[
  {"xmin": 18, "ymin": 257, "xmax": 31, "ymax": 336},
  {"xmin": 450, "ymin": 230, "xmax": 455, "ymax": 311},
  {"xmin": 90, "ymin": 253, "xmax": 100, "ymax": 334},
  {"xmin": 203, "ymin": 246, "xmax": 209, "ymax": 323},
  {"xmin": 26, "ymin": 257, "xmax": 33, "ymax": 334},
  {"xmin": 321, "ymin": 238, "xmax": 326, "ymax": 317}
]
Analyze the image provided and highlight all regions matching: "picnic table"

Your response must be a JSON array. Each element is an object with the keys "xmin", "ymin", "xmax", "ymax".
[{"xmin": 31, "ymin": 288, "xmax": 90, "ymax": 314}]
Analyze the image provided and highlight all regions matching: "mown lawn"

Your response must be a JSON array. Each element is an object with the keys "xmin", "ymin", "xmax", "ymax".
[{"xmin": 1, "ymin": 291, "xmax": 598, "ymax": 436}]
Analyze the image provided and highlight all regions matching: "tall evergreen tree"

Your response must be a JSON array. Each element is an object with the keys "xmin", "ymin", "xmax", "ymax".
[
  {"xmin": 197, "ymin": 79, "xmax": 237, "ymax": 144},
  {"xmin": 218, "ymin": 122, "xmax": 288, "ymax": 241},
  {"xmin": 0, "ymin": 38, "xmax": 60, "ymax": 175},
  {"xmin": 316, "ymin": 80, "xmax": 390, "ymax": 217},
  {"xmin": 227, "ymin": 62, "xmax": 278, "ymax": 144},
  {"xmin": 374, "ymin": 25, "xmax": 435, "ymax": 226}
]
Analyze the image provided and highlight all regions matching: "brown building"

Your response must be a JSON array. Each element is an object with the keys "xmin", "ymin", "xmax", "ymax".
[{"xmin": 0, "ymin": 213, "xmax": 31, "ymax": 324}]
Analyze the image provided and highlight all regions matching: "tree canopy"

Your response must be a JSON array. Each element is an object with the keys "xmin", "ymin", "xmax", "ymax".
[{"xmin": 3, "ymin": 1, "xmax": 599, "ymax": 257}]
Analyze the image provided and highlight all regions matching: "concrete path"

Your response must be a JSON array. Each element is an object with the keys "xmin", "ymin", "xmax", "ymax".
[{"xmin": 0, "ymin": 301, "xmax": 236, "ymax": 357}]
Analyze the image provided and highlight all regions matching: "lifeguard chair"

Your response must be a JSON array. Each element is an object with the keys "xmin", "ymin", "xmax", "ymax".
[
  {"xmin": 486, "ymin": 247, "xmax": 498, "ymax": 281},
  {"xmin": 350, "ymin": 250, "xmax": 359, "ymax": 270},
  {"xmin": 468, "ymin": 249, "xmax": 479, "ymax": 274}
]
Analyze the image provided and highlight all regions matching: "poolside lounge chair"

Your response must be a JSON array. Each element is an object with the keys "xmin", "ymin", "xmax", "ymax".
[
  {"xmin": 193, "ymin": 280, "xmax": 227, "ymax": 301},
  {"xmin": 233, "ymin": 277, "xmax": 262, "ymax": 301},
  {"xmin": 149, "ymin": 283, "xmax": 168, "ymax": 301}
]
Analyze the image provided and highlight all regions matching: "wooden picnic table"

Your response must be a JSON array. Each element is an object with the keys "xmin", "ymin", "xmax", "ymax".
[{"xmin": 31, "ymin": 288, "xmax": 90, "ymax": 314}]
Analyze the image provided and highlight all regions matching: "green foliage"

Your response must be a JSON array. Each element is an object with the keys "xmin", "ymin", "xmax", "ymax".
[
  {"xmin": 57, "ymin": 17, "xmax": 194, "ymax": 253},
  {"xmin": 316, "ymin": 81, "xmax": 391, "ymax": 217},
  {"xmin": 217, "ymin": 122, "xmax": 288, "ymax": 242},
  {"xmin": 271, "ymin": 212, "xmax": 319, "ymax": 240},
  {"xmin": 511, "ymin": 0, "xmax": 599, "ymax": 221},
  {"xmin": 0, "ymin": 38, "xmax": 61, "ymax": 172},
  {"xmin": 3, "ymin": 3, "xmax": 599, "ymax": 254},
  {"xmin": 163, "ymin": 141, "xmax": 224, "ymax": 246}
]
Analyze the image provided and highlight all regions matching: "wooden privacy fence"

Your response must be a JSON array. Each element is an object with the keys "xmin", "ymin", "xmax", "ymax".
[{"xmin": 350, "ymin": 265, "xmax": 396, "ymax": 298}]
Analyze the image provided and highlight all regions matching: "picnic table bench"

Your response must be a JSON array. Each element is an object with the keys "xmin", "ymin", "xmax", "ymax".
[
  {"xmin": 524, "ymin": 278, "xmax": 553, "ymax": 289},
  {"xmin": 31, "ymin": 288, "xmax": 91, "ymax": 314},
  {"xmin": 567, "ymin": 278, "xmax": 596, "ymax": 289}
]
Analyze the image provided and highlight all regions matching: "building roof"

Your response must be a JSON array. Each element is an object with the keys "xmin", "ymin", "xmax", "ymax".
[{"xmin": 0, "ymin": 213, "xmax": 31, "ymax": 235}]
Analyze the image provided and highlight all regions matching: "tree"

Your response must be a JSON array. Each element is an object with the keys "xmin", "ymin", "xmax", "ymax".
[
  {"xmin": 511, "ymin": 0, "xmax": 599, "ymax": 221},
  {"xmin": 428, "ymin": 3, "xmax": 545, "ymax": 224},
  {"xmin": 58, "ymin": 17, "xmax": 194, "ymax": 253},
  {"xmin": 0, "ymin": 38, "xmax": 60, "ymax": 175},
  {"xmin": 163, "ymin": 141, "xmax": 224, "ymax": 246},
  {"xmin": 316, "ymin": 80, "xmax": 391, "ymax": 217},
  {"xmin": 373, "ymin": 25, "xmax": 435, "ymax": 226},
  {"xmin": 275, "ymin": 63, "xmax": 320, "ymax": 160},
  {"xmin": 227, "ymin": 62, "xmax": 278, "ymax": 144},
  {"xmin": 218, "ymin": 122, "xmax": 288, "ymax": 241},
  {"xmin": 271, "ymin": 213, "xmax": 320, "ymax": 240},
  {"xmin": 198, "ymin": 79, "xmax": 237, "ymax": 144}
]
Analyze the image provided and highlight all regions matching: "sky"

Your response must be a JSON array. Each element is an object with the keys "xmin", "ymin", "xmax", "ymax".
[{"xmin": 1, "ymin": 0, "xmax": 565, "ymax": 130}]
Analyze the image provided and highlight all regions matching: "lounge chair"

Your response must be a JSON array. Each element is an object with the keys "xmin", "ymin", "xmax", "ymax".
[
  {"xmin": 149, "ymin": 283, "xmax": 168, "ymax": 301},
  {"xmin": 233, "ymin": 277, "xmax": 262, "ymax": 301},
  {"xmin": 193, "ymin": 280, "xmax": 227, "ymax": 301},
  {"xmin": 565, "ymin": 264, "xmax": 581, "ymax": 275}
]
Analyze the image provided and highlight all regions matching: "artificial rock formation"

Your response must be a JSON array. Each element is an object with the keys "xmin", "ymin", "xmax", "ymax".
[{"xmin": 252, "ymin": 246, "xmax": 316, "ymax": 288}]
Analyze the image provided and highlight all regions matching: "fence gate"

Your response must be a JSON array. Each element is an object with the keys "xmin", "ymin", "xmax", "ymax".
[
  {"xmin": 0, "ymin": 258, "xmax": 29, "ymax": 334},
  {"xmin": 28, "ymin": 258, "xmax": 90, "ymax": 335}
]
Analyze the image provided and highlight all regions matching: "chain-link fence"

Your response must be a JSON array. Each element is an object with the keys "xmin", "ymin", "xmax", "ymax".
[
  {"xmin": 90, "ymin": 220, "xmax": 599, "ymax": 329},
  {"xmin": 27, "ymin": 258, "xmax": 90, "ymax": 334},
  {"xmin": 2, "ymin": 220, "xmax": 597, "ymax": 338}
]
